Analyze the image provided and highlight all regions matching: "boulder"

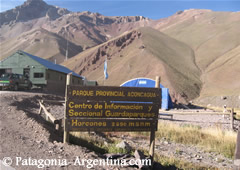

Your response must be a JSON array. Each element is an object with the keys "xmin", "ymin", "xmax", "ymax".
[{"xmin": 116, "ymin": 141, "xmax": 132, "ymax": 153}]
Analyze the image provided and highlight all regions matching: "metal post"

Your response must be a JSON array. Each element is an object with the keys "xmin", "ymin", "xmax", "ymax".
[
  {"xmin": 230, "ymin": 108, "xmax": 234, "ymax": 130},
  {"xmin": 149, "ymin": 76, "xmax": 160, "ymax": 168},
  {"xmin": 64, "ymin": 73, "xmax": 72, "ymax": 143},
  {"xmin": 234, "ymin": 125, "xmax": 240, "ymax": 168}
]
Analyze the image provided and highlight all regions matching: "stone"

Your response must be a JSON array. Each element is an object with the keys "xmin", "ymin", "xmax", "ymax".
[
  {"xmin": 104, "ymin": 153, "xmax": 126, "ymax": 159},
  {"xmin": 134, "ymin": 150, "xmax": 150, "ymax": 169},
  {"xmin": 134, "ymin": 150, "xmax": 146, "ymax": 160},
  {"xmin": 221, "ymin": 96, "xmax": 227, "ymax": 100},
  {"xmin": 116, "ymin": 141, "xmax": 132, "ymax": 153},
  {"xmin": 196, "ymin": 158, "xmax": 202, "ymax": 161},
  {"xmin": 104, "ymin": 141, "xmax": 108, "ymax": 146},
  {"xmin": 163, "ymin": 141, "xmax": 169, "ymax": 145}
]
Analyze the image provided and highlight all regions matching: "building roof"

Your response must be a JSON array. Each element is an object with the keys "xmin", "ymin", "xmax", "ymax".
[
  {"xmin": 19, "ymin": 51, "xmax": 84, "ymax": 79},
  {"xmin": 120, "ymin": 77, "xmax": 165, "ymax": 88}
]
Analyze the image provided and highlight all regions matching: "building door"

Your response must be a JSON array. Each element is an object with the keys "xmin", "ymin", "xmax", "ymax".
[{"xmin": 23, "ymin": 68, "xmax": 30, "ymax": 78}]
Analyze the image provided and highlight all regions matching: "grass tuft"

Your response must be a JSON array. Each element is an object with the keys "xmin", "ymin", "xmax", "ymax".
[
  {"xmin": 156, "ymin": 122, "xmax": 236, "ymax": 159},
  {"xmin": 70, "ymin": 132, "xmax": 129, "ymax": 154}
]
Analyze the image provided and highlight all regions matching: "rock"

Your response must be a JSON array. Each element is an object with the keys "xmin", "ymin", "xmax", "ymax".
[
  {"xmin": 163, "ymin": 141, "xmax": 169, "ymax": 145},
  {"xmin": 104, "ymin": 153, "xmax": 126, "ymax": 159},
  {"xmin": 221, "ymin": 96, "xmax": 227, "ymax": 100},
  {"xmin": 134, "ymin": 150, "xmax": 149, "ymax": 169},
  {"xmin": 104, "ymin": 141, "xmax": 108, "ymax": 146},
  {"xmin": 161, "ymin": 137, "xmax": 166, "ymax": 141},
  {"xmin": 196, "ymin": 158, "xmax": 202, "ymax": 161},
  {"xmin": 116, "ymin": 141, "xmax": 132, "ymax": 153},
  {"xmin": 176, "ymin": 10, "xmax": 184, "ymax": 15},
  {"xmin": 134, "ymin": 150, "xmax": 146, "ymax": 160},
  {"xmin": 215, "ymin": 158, "xmax": 224, "ymax": 163},
  {"xmin": 36, "ymin": 140, "xmax": 43, "ymax": 144}
]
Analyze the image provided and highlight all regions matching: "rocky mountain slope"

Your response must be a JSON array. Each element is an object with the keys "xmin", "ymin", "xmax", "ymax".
[
  {"xmin": 0, "ymin": 0, "xmax": 150, "ymax": 60},
  {"xmin": 1, "ymin": 0, "xmax": 239, "ymax": 103},
  {"xmin": 63, "ymin": 27, "xmax": 201, "ymax": 102},
  {"xmin": 0, "ymin": 0, "xmax": 69, "ymax": 26},
  {"xmin": 0, "ymin": 27, "xmax": 83, "ymax": 63}
]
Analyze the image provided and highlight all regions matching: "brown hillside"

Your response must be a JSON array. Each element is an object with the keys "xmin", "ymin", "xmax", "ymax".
[
  {"xmin": 64, "ymin": 27, "xmax": 202, "ymax": 102},
  {"xmin": 0, "ymin": 0, "xmax": 151, "ymax": 56},
  {"xmin": 201, "ymin": 45, "xmax": 240, "ymax": 97},
  {"xmin": 154, "ymin": 9, "xmax": 240, "ymax": 98},
  {"xmin": 0, "ymin": 28, "xmax": 82, "ymax": 63},
  {"xmin": 1, "ymin": 0, "xmax": 239, "ymax": 103}
]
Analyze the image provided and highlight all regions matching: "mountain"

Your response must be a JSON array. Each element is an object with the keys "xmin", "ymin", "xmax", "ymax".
[
  {"xmin": 154, "ymin": 9, "xmax": 240, "ymax": 98},
  {"xmin": 0, "ymin": 0, "xmax": 69, "ymax": 26},
  {"xmin": 1, "ymin": 0, "xmax": 239, "ymax": 104},
  {"xmin": 63, "ymin": 27, "xmax": 202, "ymax": 102},
  {"xmin": 0, "ymin": 28, "xmax": 82, "ymax": 63},
  {"xmin": 0, "ymin": 0, "xmax": 150, "ymax": 59}
]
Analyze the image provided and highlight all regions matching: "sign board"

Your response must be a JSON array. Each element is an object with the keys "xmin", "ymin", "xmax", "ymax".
[
  {"xmin": 66, "ymin": 101, "xmax": 158, "ymax": 118},
  {"xmin": 65, "ymin": 85, "xmax": 161, "ymax": 132},
  {"xmin": 67, "ymin": 119, "xmax": 158, "ymax": 131},
  {"xmin": 63, "ymin": 74, "xmax": 161, "ymax": 166},
  {"xmin": 67, "ymin": 86, "xmax": 161, "ymax": 102}
]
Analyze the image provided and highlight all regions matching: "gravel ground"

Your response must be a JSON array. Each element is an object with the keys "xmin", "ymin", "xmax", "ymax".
[
  {"xmin": 159, "ymin": 113, "xmax": 234, "ymax": 130},
  {"xmin": 0, "ymin": 91, "xmax": 137, "ymax": 170},
  {"xmin": 0, "ymin": 91, "xmax": 237, "ymax": 169},
  {"xmin": 40, "ymin": 96, "xmax": 238, "ymax": 169},
  {"xmin": 119, "ymin": 135, "xmax": 234, "ymax": 169},
  {"xmin": 195, "ymin": 95, "xmax": 240, "ymax": 108}
]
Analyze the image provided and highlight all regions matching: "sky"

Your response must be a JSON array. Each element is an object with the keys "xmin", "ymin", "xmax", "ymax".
[{"xmin": 0, "ymin": 0, "xmax": 240, "ymax": 20}]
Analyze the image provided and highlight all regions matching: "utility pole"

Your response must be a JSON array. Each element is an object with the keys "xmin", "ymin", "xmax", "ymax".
[{"xmin": 65, "ymin": 28, "xmax": 69, "ymax": 61}]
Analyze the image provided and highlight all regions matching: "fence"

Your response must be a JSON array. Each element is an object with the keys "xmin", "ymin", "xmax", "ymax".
[{"xmin": 38, "ymin": 100, "xmax": 64, "ymax": 131}]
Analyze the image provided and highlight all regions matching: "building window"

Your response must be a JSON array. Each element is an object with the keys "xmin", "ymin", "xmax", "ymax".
[
  {"xmin": 34, "ymin": 73, "xmax": 44, "ymax": 78},
  {"xmin": 5, "ymin": 68, "xmax": 12, "ymax": 73}
]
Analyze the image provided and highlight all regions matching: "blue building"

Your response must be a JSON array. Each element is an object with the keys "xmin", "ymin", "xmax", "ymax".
[{"xmin": 120, "ymin": 78, "xmax": 172, "ymax": 110}]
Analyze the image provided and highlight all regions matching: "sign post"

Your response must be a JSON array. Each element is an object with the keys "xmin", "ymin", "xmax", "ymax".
[
  {"xmin": 63, "ymin": 75, "xmax": 161, "ymax": 167},
  {"xmin": 64, "ymin": 73, "xmax": 72, "ymax": 143},
  {"xmin": 149, "ymin": 76, "xmax": 160, "ymax": 167},
  {"xmin": 235, "ymin": 125, "xmax": 240, "ymax": 168}
]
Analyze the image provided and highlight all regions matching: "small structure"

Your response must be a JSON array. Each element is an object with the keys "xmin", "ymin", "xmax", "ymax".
[
  {"xmin": 120, "ymin": 78, "xmax": 173, "ymax": 110},
  {"xmin": 0, "ymin": 50, "xmax": 84, "ymax": 93}
]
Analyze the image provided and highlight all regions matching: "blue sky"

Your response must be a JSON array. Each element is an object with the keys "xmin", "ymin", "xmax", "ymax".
[{"xmin": 1, "ymin": 0, "xmax": 239, "ymax": 19}]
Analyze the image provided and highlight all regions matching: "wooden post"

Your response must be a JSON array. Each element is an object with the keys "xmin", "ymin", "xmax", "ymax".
[
  {"xmin": 55, "ymin": 123, "xmax": 60, "ymax": 131},
  {"xmin": 64, "ymin": 73, "xmax": 72, "ymax": 144},
  {"xmin": 46, "ymin": 108, "xmax": 49, "ymax": 121},
  {"xmin": 149, "ymin": 76, "xmax": 160, "ymax": 168},
  {"xmin": 230, "ymin": 108, "xmax": 234, "ymax": 130},
  {"xmin": 56, "ymin": 120, "xmax": 62, "ymax": 132},
  {"xmin": 38, "ymin": 100, "xmax": 43, "ymax": 115},
  {"xmin": 234, "ymin": 125, "xmax": 240, "ymax": 168},
  {"xmin": 39, "ymin": 102, "xmax": 57, "ymax": 123},
  {"xmin": 46, "ymin": 115, "xmax": 49, "ymax": 121}
]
